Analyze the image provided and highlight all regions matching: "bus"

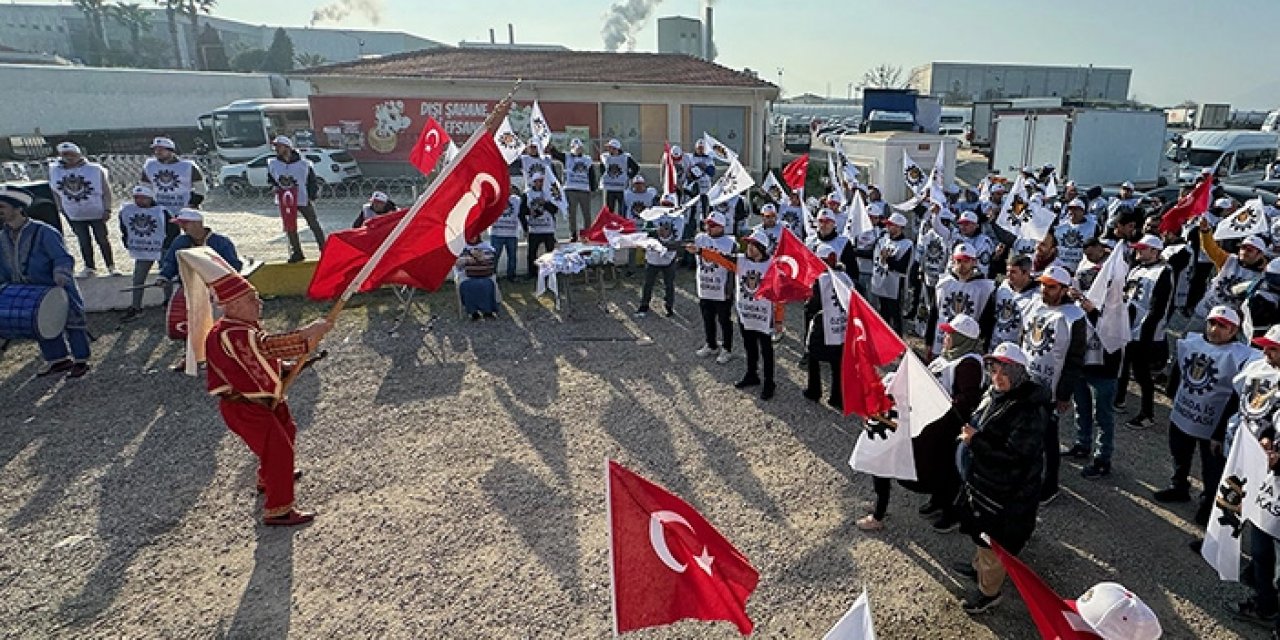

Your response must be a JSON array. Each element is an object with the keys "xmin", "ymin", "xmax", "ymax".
[{"xmin": 199, "ymin": 99, "xmax": 312, "ymax": 162}]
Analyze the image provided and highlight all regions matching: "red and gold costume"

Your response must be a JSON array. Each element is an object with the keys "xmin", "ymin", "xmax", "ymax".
[{"xmin": 205, "ymin": 317, "xmax": 310, "ymax": 517}]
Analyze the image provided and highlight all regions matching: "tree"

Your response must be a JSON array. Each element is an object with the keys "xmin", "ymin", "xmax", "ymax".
[
  {"xmin": 858, "ymin": 63, "xmax": 914, "ymax": 90},
  {"xmin": 184, "ymin": 0, "xmax": 216, "ymax": 69},
  {"xmin": 294, "ymin": 52, "xmax": 328, "ymax": 69},
  {"xmin": 155, "ymin": 0, "xmax": 185, "ymax": 68},
  {"xmin": 109, "ymin": 2, "xmax": 151, "ymax": 59},
  {"xmin": 230, "ymin": 47, "xmax": 268, "ymax": 72},
  {"xmin": 261, "ymin": 28, "xmax": 295, "ymax": 73},
  {"xmin": 72, "ymin": 0, "xmax": 110, "ymax": 65},
  {"xmin": 197, "ymin": 23, "xmax": 229, "ymax": 71}
]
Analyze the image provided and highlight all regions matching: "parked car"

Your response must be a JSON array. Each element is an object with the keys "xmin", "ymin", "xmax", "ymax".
[
  {"xmin": 1141, "ymin": 183, "xmax": 1277, "ymax": 208},
  {"xmin": 218, "ymin": 148, "xmax": 362, "ymax": 196}
]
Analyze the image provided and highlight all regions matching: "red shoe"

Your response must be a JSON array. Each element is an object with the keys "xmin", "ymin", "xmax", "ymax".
[{"xmin": 263, "ymin": 509, "xmax": 315, "ymax": 526}]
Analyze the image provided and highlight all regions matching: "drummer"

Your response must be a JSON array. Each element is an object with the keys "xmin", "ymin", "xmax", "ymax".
[
  {"xmin": 0, "ymin": 185, "xmax": 92, "ymax": 378},
  {"xmin": 157, "ymin": 209, "xmax": 241, "ymax": 369}
]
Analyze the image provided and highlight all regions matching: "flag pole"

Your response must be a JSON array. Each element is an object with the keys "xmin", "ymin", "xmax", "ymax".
[
  {"xmin": 273, "ymin": 79, "xmax": 523, "ymax": 403},
  {"xmin": 604, "ymin": 458, "xmax": 620, "ymax": 639}
]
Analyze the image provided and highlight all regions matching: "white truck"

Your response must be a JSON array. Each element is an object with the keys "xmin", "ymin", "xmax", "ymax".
[
  {"xmin": 834, "ymin": 132, "xmax": 958, "ymax": 203},
  {"xmin": 970, "ymin": 97, "xmax": 1064, "ymax": 152},
  {"xmin": 990, "ymin": 108, "xmax": 1167, "ymax": 188}
]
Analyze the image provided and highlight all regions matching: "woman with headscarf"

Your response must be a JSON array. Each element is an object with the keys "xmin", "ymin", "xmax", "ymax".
[
  {"xmin": 456, "ymin": 233, "xmax": 498, "ymax": 320},
  {"xmin": 854, "ymin": 314, "xmax": 986, "ymax": 532},
  {"xmin": 954, "ymin": 342, "xmax": 1049, "ymax": 614}
]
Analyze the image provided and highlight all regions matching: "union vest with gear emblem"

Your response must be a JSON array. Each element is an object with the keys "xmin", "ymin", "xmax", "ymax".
[
  {"xmin": 1230, "ymin": 359, "xmax": 1280, "ymax": 446},
  {"xmin": 735, "ymin": 257, "xmax": 773, "ymax": 334},
  {"xmin": 119, "ymin": 203, "xmax": 168, "ymax": 261},
  {"xmin": 1198, "ymin": 255, "xmax": 1263, "ymax": 316},
  {"xmin": 143, "ymin": 158, "xmax": 194, "ymax": 209},
  {"xmin": 991, "ymin": 282, "xmax": 1037, "ymax": 346},
  {"xmin": 1125, "ymin": 262, "xmax": 1170, "ymax": 341},
  {"xmin": 1020, "ymin": 299, "xmax": 1085, "ymax": 393},
  {"xmin": 1173, "ymin": 333, "xmax": 1257, "ymax": 439},
  {"xmin": 49, "ymin": 160, "xmax": 108, "ymax": 220},
  {"xmin": 694, "ymin": 233, "xmax": 736, "ymax": 301},
  {"xmin": 932, "ymin": 275, "xmax": 994, "ymax": 355}
]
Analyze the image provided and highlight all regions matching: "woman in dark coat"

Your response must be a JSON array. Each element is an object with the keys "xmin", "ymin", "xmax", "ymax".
[{"xmin": 956, "ymin": 341, "xmax": 1049, "ymax": 614}]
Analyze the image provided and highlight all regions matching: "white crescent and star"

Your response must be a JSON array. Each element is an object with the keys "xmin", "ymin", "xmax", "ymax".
[
  {"xmin": 777, "ymin": 256, "xmax": 799, "ymax": 279},
  {"xmin": 423, "ymin": 129, "xmax": 440, "ymax": 153},
  {"xmin": 648, "ymin": 510, "xmax": 714, "ymax": 576},
  {"xmin": 444, "ymin": 173, "xmax": 502, "ymax": 256}
]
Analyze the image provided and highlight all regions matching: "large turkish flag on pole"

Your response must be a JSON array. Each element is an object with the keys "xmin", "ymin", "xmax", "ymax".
[
  {"xmin": 607, "ymin": 460, "xmax": 759, "ymax": 636},
  {"xmin": 754, "ymin": 227, "xmax": 826, "ymax": 303}
]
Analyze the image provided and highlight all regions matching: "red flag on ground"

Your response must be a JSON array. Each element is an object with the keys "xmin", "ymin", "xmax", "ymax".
[
  {"xmin": 607, "ymin": 459, "xmax": 759, "ymax": 636},
  {"xmin": 277, "ymin": 186, "xmax": 299, "ymax": 232},
  {"xmin": 307, "ymin": 137, "xmax": 510, "ymax": 300},
  {"xmin": 1158, "ymin": 177, "xmax": 1213, "ymax": 234},
  {"xmin": 988, "ymin": 539, "xmax": 1102, "ymax": 639},
  {"xmin": 755, "ymin": 227, "xmax": 826, "ymax": 303},
  {"xmin": 841, "ymin": 287, "xmax": 907, "ymax": 418},
  {"xmin": 408, "ymin": 116, "xmax": 451, "ymax": 176},
  {"xmin": 662, "ymin": 141, "xmax": 679, "ymax": 197},
  {"xmin": 582, "ymin": 205, "xmax": 636, "ymax": 244},
  {"xmin": 782, "ymin": 154, "xmax": 810, "ymax": 192}
]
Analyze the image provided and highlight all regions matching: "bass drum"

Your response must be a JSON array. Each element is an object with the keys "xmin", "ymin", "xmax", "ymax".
[{"xmin": 0, "ymin": 284, "xmax": 68, "ymax": 340}]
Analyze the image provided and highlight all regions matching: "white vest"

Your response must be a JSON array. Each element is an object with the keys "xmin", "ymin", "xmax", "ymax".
[
  {"xmin": 267, "ymin": 157, "xmax": 314, "ymax": 206},
  {"xmin": 1198, "ymin": 256, "xmax": 1263, "ymax": 316},
  {"xmin": 695, "ymin": 233, "xmax": 737, "ymax": 301},
  {"xmin": 929, "ymin": 353, "xmax": 983, "ymax": 395},
  {"xmin": 853, "ymin": 227, "xmax": 883, "ymax": 276},
  {"xmin": 689, "ymin": 154, "xmax": 715, "ymax": 191},
  {"xmin": 932, "ymin": 274, "xmax": 995, "ymax": 355},
  {"xmin": 1125, "ymin": 262, "xmax": 1170, "ymax": 341},
  {"xmin": 817, "ymin": 270, "xmax": 854, "ymax": 345},
  {"xmin": 1054, "ymin": 217, "xmax": 1098, "ymax": 272},
  {"xmin": 1163, "ymin": 243, "xmax": 1193, "ymax": 310},
  {"xmin": 1083, "ymin": 317, "xmax": 1105, "ymax": 366},
  {"xmin": 142, "ymin": 158, "xmax": 194, "ymax": 210},
  {"xmin": 563, "ymin": 154, "xmax": 593, "ymax": 191},
  {"xmin": 735, "ymin": 257, "xmax": 774, "ymax": 334},
  {"xmin": 1230, "ymin": 358, "xmax": 1280, "ymax": 447},
  {"xmin": 870, "ymin": 234, "xmax": 912, "ymax": 299},
  {"xmin": 49, "ymin": 161, "xmax": 108, "ymax": 221},
  {"xmin": 523, "ymin": 189, "xmax": 558, "ymax": 235},
  {"xmin": 991, "ymin": 281, "xmax": 1039, "ymax": 347},
  {"xmin": 1021, "ymin": 299, "xmax": 1086, "ymax": 393},
  {"xmin": 807, "ymin": 234, "xmax": 850, "ymax": 261},
  {"xmin": 601, "ymin": 153, "xmax": 631, "ymax": 191},
  {"xmin": 490, "ymin": 195, "xmax": 522, "ymax": 238},
  {"xmin": 520, "ymin": 155, "xmax": 550, "ymax": 185},
  {"xmin": 953, "ymin": 233, "xmax": 997, "ymax": 276},
  {"xmin": 918, "ymin": 226, "xmax": 950, "ymax": 287},
  {"xmin": 1173, "ymin": 334, "xmax": 1257, "ymax": 439},
  {"xmin": 1074, "ymin": 257, "xmax": 1102, "ymax": 293},
  {"xmin": 779, "ymin": 204, "xmax": 806, "ymax": 238},
  {"xmin": 119, "ymin": 203, "xmax": 168, "ymax": 261},
  {"xmin": 753, "ymin": 223, "xmax": 783, "ymax": 255},
  {"xmin": 623, "ymin": 187, "xmax": 657, "ymax": 220},
  {"xmin": 644, "ymin": 225, "xmax": 683, "ymax": 266}
]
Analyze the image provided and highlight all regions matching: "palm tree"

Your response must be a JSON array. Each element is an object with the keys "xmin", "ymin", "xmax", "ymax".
[
  {"xmin": 184, "ymin": 0, "xmax": 216, "ymax": 69},
  {"xmin": 154, "ymin": 0, "xmax": 185, "ymax": 68},
  {"xmin": 109, "ymin": 3, "xmax": 152, "ymax": 59},
  {"xmin": 72, "ymin": 0, "xmax": 110, "ymax": 64}
]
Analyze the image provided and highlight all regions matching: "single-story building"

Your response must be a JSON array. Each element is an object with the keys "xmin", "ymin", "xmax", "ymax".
[{"xmin": 293, "ymin": 48, "xmax": 779, "ymax": 177}]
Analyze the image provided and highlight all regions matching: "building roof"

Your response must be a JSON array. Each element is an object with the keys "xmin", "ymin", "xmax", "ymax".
[{"xmin": 298, "ymin": 48, "xmax": 776, "ymax": 89}]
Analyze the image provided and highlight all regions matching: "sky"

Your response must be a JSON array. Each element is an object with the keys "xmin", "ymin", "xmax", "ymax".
[{"xmin": 28, "ymin": 0, "xmax": 1280, "ymax": 108}]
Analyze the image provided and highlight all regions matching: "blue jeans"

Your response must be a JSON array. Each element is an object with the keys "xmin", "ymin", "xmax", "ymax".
[
  {"xmin": 1074, "ymin": 375, "xmax": 1117, "ymax": 462},
  {"xmin": 1248, "ymin": 523, "xmax": 1280, "ymax": 621},
  {"xmin": 491, "ymin": 235, "xmax": 518, "ymax": 278},
  {"xmin": 38, "ymin": 328, "xmax": 91, "ymax": 363}
]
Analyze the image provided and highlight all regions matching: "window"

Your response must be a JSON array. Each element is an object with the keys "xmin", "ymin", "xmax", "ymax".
[
  {"xmin": 213, "ymin": 112, "xmax": 268, "ymax": 149},
  {"xmin": 247, "ymin": 156, "xmax": 270, "ymax": 168},
  {"xmin": 1234, "ymin": 148, "xmax": 1273, "ymax": 174},
  {"xmin": 601, "ymin": 103, "xmax": 641, "ymax": 156}
]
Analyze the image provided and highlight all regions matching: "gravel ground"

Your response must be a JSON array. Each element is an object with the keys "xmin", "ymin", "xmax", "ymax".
[{"xmin": 0, "ymin": 274, "xmax": 1263, "ymax": 639}]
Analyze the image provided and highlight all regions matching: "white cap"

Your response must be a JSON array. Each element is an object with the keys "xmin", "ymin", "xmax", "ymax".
[
  {"xmin": 151, "ymin": 136, "xmax": 176, "ymax": 150},
  {"xmin": 1120, "ymin": 181, "xmax": 1134, "ymax": 190},
  {"xmin": 1267, "ymin": 257, "xmax": 1280, "ymax": 276},
  {"xmin": 938, "ymin": 208, "xmax": 956, "ymax": 221},
  {"xmin": 1076, "ymin": 582, "xmax": 1162, "ymax": 640},
  {"xmin": 131, "ymin": 184, "xmax": 155, "ymax": 199},
  {"xmin": 760, "ymin": 203, "xmax": 777, "ymax": 214},
  {"xmin": 570, "ymin": 138, "xmax": 584, "ymax": 150},
  {"xmin": 815, "ymin": 244, "xmax": 837, "ymax": 261},
  {"xmin": 272, "ymin": 135, "xmax": 294, "ymax": 148},
  {"xmin": 958, "ymin": 210, "xmax": 979, "ymax": 224},
  {"xmin": 174, "ymin": 208, "xmax": 204, "ymax": 223},
  {"xmin": 659, "ymin": 192, "xmax": 677, "ymax": 205},
  {"xmin": 1068, "ymin": 198, "xmax": 1086, "ymax": 209},
  {"xmin": 952, "ymin": 244, "xmax": 977, "ymax": 261},
  {"xmin": 985, "ymin": 342, "xmax": 1030, "ymax": 368},
  {"xmin": 530, "ymin": 170, "xmax": 546, "ymax": 181},
  {"xmin": 946, "ymin": 183, "xmax": 960, "ymax": 194},
  {"xmin": 1039, "ymin": 265, "xmax": 1074, "ymax": 286},
  {"xmin": 1066, "ymin": 180, "xmax": 1077, "ymax": 188},
  {"xmin": 607, "ymin": 138, "xmax": 622, "ymax": 149},
  {"xmin": 744, "ymin": 229, "xmax": 770, "ymax": 251},
  {"xmin": 705, "ymin": 211, "xmax": 727, "ymax": 228},
  {"xmin": 887, "ymin": 212, "xmax": 908, "ymax": 227},
  {"xmin": 940, "ymin": 313, "xmax": 980, "ymax": 339},
  {"xmin": 816, "ymin": 208, "xmax": 836, "ymax": 223},
  {"xmin": 990, "ymin": 183, "xmax": 1007, "ymax": 194},
  {"xmin": 1254, "ymin": 324, "xmax": 1280, "ymax": 349},
  {"xmin": 1214, "ymin": 197, "xmax": 1234, "ymax": 209},
  {"xmin": 1132, "ymin": 234, "xmax": 1164, "ymax": 251},
  {"xmin": 670, "ymin": 144, "xmax": 682, "ymax": 156},
  {"xmin": 1242, "ymin": 235, "xmax": 1268, "ymax": 252},
  {"xmin": 1021, "ymin": 165, "xmax": 1034, "ymax": 174},
  {"xmin": 369, "ymin": 191, "xmax": 389, "ymax": 203},
  {"xmin": 0, "ymin": 185, "xmax": 34, "ymax": 209},
  {"xmin": 1207, "ymin": 305, "xmax": 1241, "ymax": 326},
  {"xmin": 56, "ymin": 141, "xmax": 82, "ymax": 154},
  {"xmin": 632, "ymin": 174, "xmax": 647, "ymax": 184}
]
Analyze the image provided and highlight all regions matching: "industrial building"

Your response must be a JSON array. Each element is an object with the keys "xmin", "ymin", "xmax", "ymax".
[
  {"xmin": 657, "ymin": 16, "xmax": 704, "ymax": 58},
  {"xmin": 295, "ymin": 48, "xmax": 777, "ymax": 175},
  {"xmin": 911, "ymin": 62, "xmax": 1132, "ymax": 103}
]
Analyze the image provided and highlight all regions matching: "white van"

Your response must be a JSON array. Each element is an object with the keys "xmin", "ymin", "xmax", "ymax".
[{"xmin": 1163, "ymin": 130, "xmax": 1279, "ymax": 184}]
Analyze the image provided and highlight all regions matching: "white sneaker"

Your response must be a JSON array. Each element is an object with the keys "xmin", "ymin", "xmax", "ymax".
[
  {"xmin": 716, "ymin": 349, "xmax": 734, "ymax": 365},
  {"xmin": 74, "ymin": 268, "xmax": 95, "ymax": 278},
  {"xmin": 695, "ymin": 345, "xmax": 720, "ymax": 358},
  {"xmin": 107, "ymin": 266, "xmax": 125, "ymax": 277}
]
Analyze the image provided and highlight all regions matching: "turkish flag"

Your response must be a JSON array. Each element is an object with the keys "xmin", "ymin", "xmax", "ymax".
[
  {"xmin": 782, "ymin": 154, "xmax": 809, "ymax": 192},
  {"xmin": 1158, "ymin": 176, "xmax": 1213, "ymax": 234},
  {"xmin": 408, "ymin": 116, "xmax": 451, "ymax": 176},
  {"xmin": 582, "ymin": 206, "xmax": 636, "ymax": 244},
  {"xmin": 277, "ymin": 186, "xmax": 299, "ymax": 233},
  {"xmin": 989, "ymin": 539, "xmax": 1103, "ymax": 639},
  {"xmin": 841, "ymin": 286, "xmax": 906, "ymax": 418},
  {"xmin": 755, "ymin": 227, "xmax": 826, "ymax": 303},
  {"xmin": 307, "ymin": 137, "xmax": 510, "ymax": 300},
  {"xmin": 608, "ymin": 459, "xmax": 758, "ymax": 636},
  {"xmin": 662, "ymin": 141, "xmax": 679, "ymax": 197}
]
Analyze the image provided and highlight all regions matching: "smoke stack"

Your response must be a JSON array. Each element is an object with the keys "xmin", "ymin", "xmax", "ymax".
[
  {"xmin": 508, "ymin": 23, "xmax": 515, "ymax": 45},
  {"xmin": 489, "ymin": 28, "xmax": 495, "ymax": 44},
  {"xmin": 702, "ymin": 4, "xmax": 713, "ymax": 61}
]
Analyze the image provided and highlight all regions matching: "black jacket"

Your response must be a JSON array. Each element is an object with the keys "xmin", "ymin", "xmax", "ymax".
[{"xmin": 965, "ymin": 380, "xmax": 1049, "ymax": 518}]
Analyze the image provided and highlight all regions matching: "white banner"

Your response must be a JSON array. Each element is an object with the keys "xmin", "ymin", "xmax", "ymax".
[
  {"xmin": 1202, "ymin": 427, "xmax": 1276, "ymax": 581},
  {"xmin": 849, "ymin": 349, "xmax": 952, "ymax": 480},
  {"xmin": 528, "ymin": 100, "xmax": 552, "ymax": 156},
  {"xmin": 706, "ymin": 158, "xmax": 756, "ymax": 207},
  {"xmin": 1216, "ymin": 198, "xmax": 1269, "ymax": 241},
  {"xmin": 702, "ymin": 131, "xmax": 738, "ymax": 162},
  {"xmin": 823, "ymin": 589, "xmax": 877, "ymax": 640}
]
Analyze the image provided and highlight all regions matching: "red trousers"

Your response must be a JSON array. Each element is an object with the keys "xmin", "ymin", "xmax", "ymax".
[{"xmin": 219, "ymin": 399, "xmax": 297, "ymax": 517}]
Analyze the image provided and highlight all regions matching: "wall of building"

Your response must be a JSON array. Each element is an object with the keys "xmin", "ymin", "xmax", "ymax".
[
  {"xmin": 915, "ymin": 63, "xmax": 1132, "ymax": 103},
  {"xmin": 657, "ymin": 16, "xmax": 703, "ymax": 58}
]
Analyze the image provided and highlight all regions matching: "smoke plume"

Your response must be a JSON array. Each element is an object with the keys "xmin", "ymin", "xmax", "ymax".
[
  {"xmin": 310, "ymin": 0, "xmax": 384, "ymax": 26},
  {"xmin": 601, "ymin": 0, "xmax": 663, "ymax": 52}
]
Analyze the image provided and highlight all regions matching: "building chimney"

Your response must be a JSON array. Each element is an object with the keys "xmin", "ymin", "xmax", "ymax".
[
  {"xmin": 489, "ymin": 28, "xmax": 495, "ymax": 44},
  {"xmin": 702, "ymin": 4, "xmax": 713, "ymax": 61},
  {"xmin": 508, "ymin": 23, "xmax": 515, "ymax": 45}
]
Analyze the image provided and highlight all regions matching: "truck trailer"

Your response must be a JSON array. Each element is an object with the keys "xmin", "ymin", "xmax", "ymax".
[{"xmin": 990, "ymin": 108, "xmax": 1167, "ymax": 188}]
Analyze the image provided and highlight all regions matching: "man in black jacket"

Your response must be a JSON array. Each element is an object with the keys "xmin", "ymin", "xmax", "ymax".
[{"xmin": 1115, "ymin": 235, "xmax": 1175, "ymax": 430}]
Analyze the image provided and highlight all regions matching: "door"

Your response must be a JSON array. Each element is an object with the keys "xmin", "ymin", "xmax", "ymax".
[
  {"xmin": 992, "ymin": 112, "xmax": 1029, "ymax": 174},
  {"xmin": 1027, "ymin": 113, "xmax": 1069, "ymax": 171},
  {"xmin": 247, "ymin": 155, "xmax": 271, "ymax": 187}
]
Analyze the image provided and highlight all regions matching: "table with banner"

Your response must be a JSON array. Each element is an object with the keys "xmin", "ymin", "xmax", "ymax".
[{"xmin": 534, "ymin": 243, "xmax": 617, "ymax": 311}]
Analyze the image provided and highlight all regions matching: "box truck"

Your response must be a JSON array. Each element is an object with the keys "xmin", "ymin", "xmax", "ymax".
[
  {"xmin": 990, "ymin": 108, "xmax": 1167, "ymax": 188},
  {"xmin": 834, "ymin": 131, "xmax": 958, "ymax": 203}
]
